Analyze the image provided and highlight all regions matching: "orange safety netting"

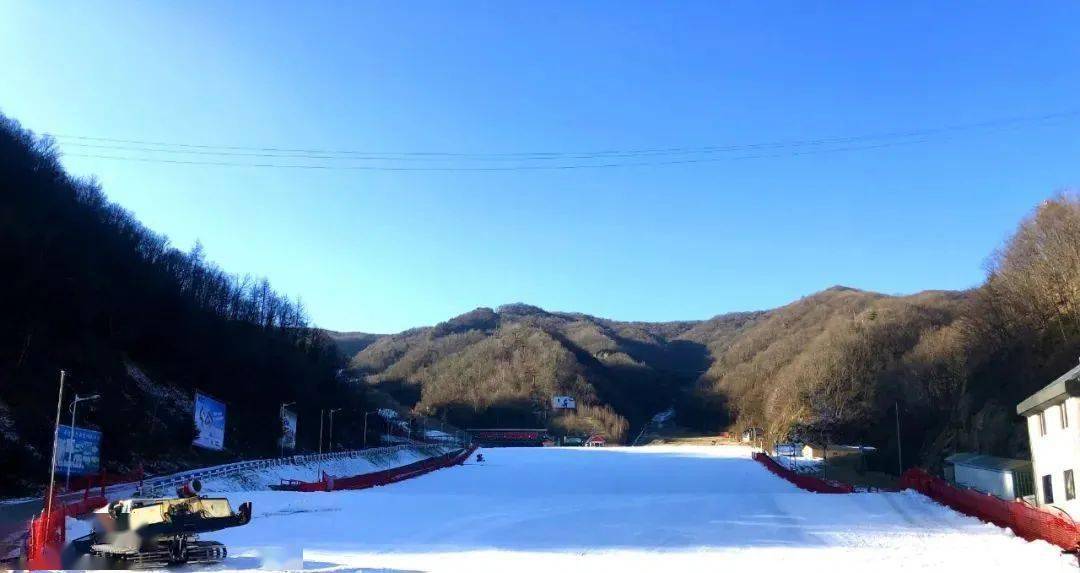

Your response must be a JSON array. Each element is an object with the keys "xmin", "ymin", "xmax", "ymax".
[{"xmin": 900, "ymin": 467, "xmax": 1080, "ymax": 552}]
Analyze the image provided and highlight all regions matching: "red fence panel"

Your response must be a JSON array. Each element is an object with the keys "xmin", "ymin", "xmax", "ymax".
[
  {"xmin": 66, "ymin": 466, "xmax": 144, "ymax": 493},
  {"xmin": 275, "ymin": 446, "xmax": 478, "ymax": 492},
  {"xmin": 752, "ymin": 452, "xmax": 854, "ymax": 494},
  {"xmin": 900, "ymin": 468, "xmax": 1080, "ymax": 552}
]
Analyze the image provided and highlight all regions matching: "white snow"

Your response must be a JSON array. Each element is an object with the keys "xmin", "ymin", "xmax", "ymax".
[
  {"xmin": 186, "ymin": 445, "xmax": 1072, "ymax": 572},
  {"xmin": 774, "ymin": 452, "xmax": 825, "ymax": 474},
  {"xmin": 651, "ymin": 408, "xmax": 675, "ymax": 424},
  {"xmin": 65, "ymin": 515, "xmax": 92, "ymax": 541}
]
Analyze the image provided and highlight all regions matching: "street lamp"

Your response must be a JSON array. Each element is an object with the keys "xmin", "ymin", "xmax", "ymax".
[
  {"xmin": 66, "ymin": 392, "xmax": 100, "ymax": 490},
  {"xmin": 279, "ymin": 402, "xmax": 295, "ymax": 457},
  {"xmin": 327, "ymin": 408, "xmax": 342, "ymax": 452}
]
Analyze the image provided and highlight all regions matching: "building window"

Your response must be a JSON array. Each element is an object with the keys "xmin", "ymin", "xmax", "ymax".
[
  {"xmin": 1067, "ymin": 470, "xmax": 1076, "ymax": 501},
  {"xmin": 1039, "ymin": 411, "xmax": 1047, "ymax": 436},
  {"xmin": 1043, "ymin": 474, "xmax": 1055, "ymax": 504},
  {"xmin": 1063, "ymin": 404, "xmax": 1070, "ymax": 429}
]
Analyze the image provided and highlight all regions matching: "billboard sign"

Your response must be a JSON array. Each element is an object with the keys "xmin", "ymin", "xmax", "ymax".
[
  {"xmin": 552, "ymin": 396, "xmax": 576, "ymax": 409},
  {"xmin": 193, "ymin": 392, "xmax": 226, "ymax": 450},
  {"xmin": 56, "ymin": 425, "xmax": 101, "ymax": 475},
  {"xmin": 280, "ymin": 408, "xmax": 297, "ymax": 451}
]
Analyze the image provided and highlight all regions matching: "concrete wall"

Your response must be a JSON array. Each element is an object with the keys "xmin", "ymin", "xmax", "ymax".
[{"xmin": 1027, "ymin": 396, "xmax": 1080, "ymax": 514}]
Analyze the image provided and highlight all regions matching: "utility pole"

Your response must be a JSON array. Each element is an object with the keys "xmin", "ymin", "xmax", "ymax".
[
  {"xmin": 328, "ymin": 408, "xmax": 342, "ymax": 452},
  {"xmin": 317, "ymin": 409, "xmax": 325, "ymax": 479},
  {"xmin": 45, "ymin": 370, "xmax": 66, "ymax": 520},
  {"xmin": 363, "ymin": 411, "xmax": 374, "ymax": 449},
  {"xmin": 318, "ymin": 409, "xmax": 325, "ymax": 456},
  {"xmin": 895, "ymin": 400, "xmax": 903, "ymax": 476},
  {"xmin": 66, "ymin": 393, "xmax": 100, "ymax": 490}
]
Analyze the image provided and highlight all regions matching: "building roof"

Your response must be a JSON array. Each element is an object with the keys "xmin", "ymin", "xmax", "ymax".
[
  {"xmin": 1016, "ymin": 362, "xmax": 1080, "ymax": 417},
  {"xmin": 945, "ymin": 452, "xmax": 1032, "ymax": 472}
]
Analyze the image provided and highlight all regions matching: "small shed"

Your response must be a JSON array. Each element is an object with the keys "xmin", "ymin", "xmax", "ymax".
[
  {"xmin": 945, "ymin": 453, "xmax": 1035, "ymax": 501},
  {"xmin": 585, "ymin": 435, "xmax": 606, "ymax": 447}
]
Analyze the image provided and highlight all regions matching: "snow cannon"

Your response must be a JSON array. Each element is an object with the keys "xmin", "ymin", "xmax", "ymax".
[
  {"xmin": 67, "ymin": 493, "xmax": 252, "ymax": 569},
  {"xmin": 176, "ymin": 478, "xmax": 202, "ymax": 498}
]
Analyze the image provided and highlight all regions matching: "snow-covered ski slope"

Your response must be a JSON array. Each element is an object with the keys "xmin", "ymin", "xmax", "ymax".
[{"xmin": 209, "ymin": 445, "xmax": 1073, "ymax": 572}]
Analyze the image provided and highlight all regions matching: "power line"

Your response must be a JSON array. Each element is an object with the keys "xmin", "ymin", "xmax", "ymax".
[
  {"xmin": 62, "ymin": 137, "xmax": 939, "ymax": 171},
  {"xmin": 46, "ymin": 108, "xmax": 1079, "ymax": 162}
]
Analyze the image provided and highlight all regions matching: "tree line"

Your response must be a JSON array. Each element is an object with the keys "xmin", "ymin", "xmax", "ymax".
[{"xmin": 0, "ymin": 113, "xmax": 365, "ymax": 495}]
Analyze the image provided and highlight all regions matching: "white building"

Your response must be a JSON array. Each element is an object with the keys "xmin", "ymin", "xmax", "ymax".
[
  {"xmin": 1017, "ymin": 362, "xmax": 1080, "ymax": 512},
  {"xmin": 741, "ymin": 427, "xmax": 763, "ymax": 444},
  {"xmin": 943, "ymin": 453, "xmax": 1033, "ymax": 501}
]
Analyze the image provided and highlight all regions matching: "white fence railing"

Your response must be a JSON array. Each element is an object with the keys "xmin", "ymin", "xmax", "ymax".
[{"xmin": 140, "ymin": 444, "xmax": 453, "ymax": 492}]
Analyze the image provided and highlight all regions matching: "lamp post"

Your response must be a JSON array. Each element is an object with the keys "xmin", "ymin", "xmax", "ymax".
[
  {"xmin": 65, "ymin": 393, "xmax": 100, "ymax": 490},
  {"xmin": 279, "ymin": 401, "xmax": 295, "ymax": 458},
  {"xmin": 327, "ymin": 408, "xmax": 342, "ymax": 452}
]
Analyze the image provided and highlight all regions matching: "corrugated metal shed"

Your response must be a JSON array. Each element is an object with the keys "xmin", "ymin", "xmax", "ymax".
[{"xmin": 945, "ymin": 453, "xmax": 1031, "ymax": 472}]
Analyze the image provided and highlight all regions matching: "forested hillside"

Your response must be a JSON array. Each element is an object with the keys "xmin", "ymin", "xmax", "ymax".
[
  {"xmin": 343, "ymin": 195, "xmax": 1080, "ymax": 473},
  {"xmin": 323, "ymin": 331, "xmax": 383, "ymax": 359},
  {"xmin": 688, "ymin": 195, "xmax": 1080, "ymax": 471},
  {"xmin": 0, "ymin": 115, "xmax": 369, "ymax": 495},
  {"xmin": 343, "ymin": 304, "xmax": 758, "ymax": 442}
]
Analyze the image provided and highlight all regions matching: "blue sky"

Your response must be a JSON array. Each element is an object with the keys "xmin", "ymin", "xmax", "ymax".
[{"xmin": 2, "ymin": 1, "xmax": 1078, "ymax": 333}]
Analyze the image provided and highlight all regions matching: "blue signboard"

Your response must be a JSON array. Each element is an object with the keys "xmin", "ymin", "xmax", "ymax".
[
  {"xmin": 193, "ymin": 392, "xmax": 227, "ymax": 450},
  {"xmin": 56, "ymin": 425, "xmax": 101, "ymax": 475}
]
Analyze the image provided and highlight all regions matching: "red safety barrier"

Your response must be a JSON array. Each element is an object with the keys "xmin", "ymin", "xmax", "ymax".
[
  {"xmin": 275, "ymin": 446, "xmax": 478, "ymax": 492},
  {"xmin": 752, "ymin": 452, "xmax": 855, "ymax": 494},
  {"xmin": 66, "ymin": 466, "xmax": 144, "ymax": 493},
  {"xmin": 25, "ymin": 482, "xmax": 111, "ymax": 569},
  {"xmin": 900, "ymin": 468, "xmax": 1080, "ymax": 552},
  {"xmin": 26, "ymin": 495, "xmax": 66, "ymax": 570}
]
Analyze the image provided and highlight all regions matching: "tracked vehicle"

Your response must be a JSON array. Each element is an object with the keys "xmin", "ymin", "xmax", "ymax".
[{"xmin": 70, "ymin": 480, "xmax": 252, "ymax": 569}]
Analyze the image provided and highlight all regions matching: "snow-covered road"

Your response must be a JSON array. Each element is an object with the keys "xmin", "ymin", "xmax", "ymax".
[{"xmin": 208, "ymin": 445, "xmax": 1074, "ymax": 572}]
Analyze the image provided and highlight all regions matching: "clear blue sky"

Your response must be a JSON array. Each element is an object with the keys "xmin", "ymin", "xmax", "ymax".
[{"xmin": 2, "ymin": 2, "xmax": 1078, "ymax": 333}]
